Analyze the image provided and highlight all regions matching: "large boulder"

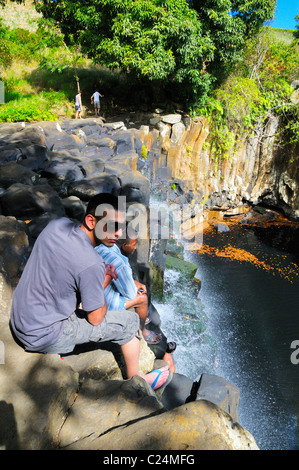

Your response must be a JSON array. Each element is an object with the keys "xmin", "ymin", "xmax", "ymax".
[
  {"xmin": 61, "ymin": 196, "xmax": 86, "ymax": 222},
  {"xmin": 68, "ymin": 173, "xmax": 121, "ymax": 201},
  {"xmin": 63, "ymin": 399, "xmax": 259, "ymax": 450},
  {"xmin": 0, "ymin": 162, "xmax": 40, "ymax": 189},
  {"xmin": 0, "ymin": 183, "xmax": 66, "ymax": 219},
  {"xmin": 58, "ymin": 375, "xmax": 163, "ymax": 449}
]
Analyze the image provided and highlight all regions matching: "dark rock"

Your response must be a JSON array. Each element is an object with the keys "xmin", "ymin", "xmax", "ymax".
[
  {"xmin": 0, "ymin": 122, "xmax": 26, "ymax": 137},
  {"xmin": 0, "ymin": 144, "xmax": 23, "ymax": 164},
  {"xmin": 0, "ymin": 183, "xmax": 66, "ymax": 219},
  {"xmin": 18, "ymin": 143, "xmax": 49, "ymax": 161},
  {"xmin": 29, "ymin": 121, "xmax": 66, "ymax": 150},
  {"xmin": 80, "ymin": 145, "xmax": 114, "ymax": 160},
  {"xmin": 68, "ymin": 173, "xmax": 121, "ymax": 201},
  {"xmin": 80, "ymin": 136, "xmax": 116, "ymax": 160},
  {"xmin": 61, "ymin": 196, "xmax": 86, "ymax": 222},
  {"xmin": 195, "ymin": 373, "xmax": 240, "ymax": 422},
  {"xmin": 52, "ymin": 133, "xmax": 85, "ymax": 152},
  {"xmin": 105, "ymin": 152, "xmax": 138, "ymax": 172},
  {"xmin": 118, "ymin": 170, "xmax": 150, "ymax": 205},
  {"xmin": 111, "ymin": 131, "xmax": 135, "ymax": 154},
  {"xmin": 73, "ymin": 124, "xmax": 100, "ymax": 137},
  {"xmin": 161, "ymin": 373, "xmax": 194, "ymax": 410},
  {"xmin": 0, "ymin": 162, "xmax": 40, "ymax": 189},
  {"xmin": 78, "ymin": 159, "xmax": 105, "ymax": 178},
  {"xmin": 40, "ymin": 157, "xmax": 84, "ymax": 183},
  {"xmin": 61, "ymin": 118, "xmax": 104, "ymax": 134},
  {"xmin": 0, "ymin": 215, "xmax": 29, "ymax": 287},
  {"xmin": 16, "ymin": 145, "xmax": 50, "ymax": 171},
  {"xmin": 1, "ymin": 126, "xmax": 46, "ymax": 147},
  {"xmin": 26, "ymin": 212, "xmax": 62, "ymax": 245}
]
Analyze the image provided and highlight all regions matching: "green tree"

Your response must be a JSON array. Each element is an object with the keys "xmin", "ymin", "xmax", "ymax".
[
  {"xmin": 33, "ymin": 0, "xmax": 277, "ymax": 104},
  {"xmin": 190, "ymin": 0, "xmax": 276, "ymax": 79}
]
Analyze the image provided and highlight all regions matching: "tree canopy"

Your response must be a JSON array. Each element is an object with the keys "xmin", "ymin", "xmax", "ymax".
[{"xmin": 33, "ymin": 0, "xmax": 277, "ymax": 104}]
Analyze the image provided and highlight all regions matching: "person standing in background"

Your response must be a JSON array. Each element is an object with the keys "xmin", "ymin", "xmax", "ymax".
[
  {"xmin": 91, "ymin": 89, "xmax": 104, "ymax": 116},
  {"xmin": 75, "ymin": 90, "xmax": 83, "ymax": 119}
]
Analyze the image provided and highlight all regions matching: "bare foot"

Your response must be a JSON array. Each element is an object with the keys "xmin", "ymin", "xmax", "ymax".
[{"xmin": 141, "ymin": 366, "xmax": 170, "ymax": 390}]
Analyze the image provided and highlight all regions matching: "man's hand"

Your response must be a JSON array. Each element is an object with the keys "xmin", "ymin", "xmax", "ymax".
[{"xmin": 105, "ymin": 264, "xmax": 118, "ymax": 280}]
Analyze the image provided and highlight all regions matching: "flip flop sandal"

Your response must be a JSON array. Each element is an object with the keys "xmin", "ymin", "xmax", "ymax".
[
  {"xmin": 144, "ymin": 330, "xmax": 162, "ymax": 344},
  {"xmin": 151, "ymin": 369, "xmax": 163, "ymax": 389},
  {"xmin": 166, "ymin": 341, "xmax": 177, "ymax": 353},
  {"xmin": 151, "ymin": 368, "xmax": 173, "ymax": 392}
]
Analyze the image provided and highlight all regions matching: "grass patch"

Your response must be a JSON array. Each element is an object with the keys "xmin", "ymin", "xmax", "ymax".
[
  {"xmin": 271, "ymin": 27, "xmax": 296, "ymax": 44},
  {"xmin": 0, "ymin": 0, "xmax": 41, "ymax": 32},
  {"xmin": 0, "ymin": 90, "xmax": 72, "ymax": 122}
]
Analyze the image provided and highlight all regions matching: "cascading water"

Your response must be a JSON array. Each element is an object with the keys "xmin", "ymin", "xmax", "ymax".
[
  {"xmin": 149, "ymin": 196, "xmax": 299, "ymax": 450},
  {"xmin": 153, "ymin": 268, "xmax": 218, "ymax": 380}
]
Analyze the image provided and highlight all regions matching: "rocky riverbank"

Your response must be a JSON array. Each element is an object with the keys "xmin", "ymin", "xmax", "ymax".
[{"xmin": 0, "ymin": 117, "xmax": 260, "ymax": 450}]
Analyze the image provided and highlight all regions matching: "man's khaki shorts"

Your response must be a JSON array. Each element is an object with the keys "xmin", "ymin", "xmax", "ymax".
[{"xmin": 41, "ymin": 309, "xmax": 140, "ymax": 354}]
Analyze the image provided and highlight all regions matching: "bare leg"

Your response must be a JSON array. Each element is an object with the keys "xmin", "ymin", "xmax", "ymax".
[
  {"xmin": 126, "ymin": 295, "xmax": 161, "ymax": 342},
  {"xmin": 120, "ymin": 336, "xmax": 169, "ymax": 390},
  {"xmin": 120, "ymin": 336, "xmax": 140, "ymax": 378}
]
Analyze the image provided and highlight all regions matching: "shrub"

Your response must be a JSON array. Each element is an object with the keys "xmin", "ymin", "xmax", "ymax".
[{"xmin": 0, "ymin": 90, "xmax": 70, "ymax": 122}]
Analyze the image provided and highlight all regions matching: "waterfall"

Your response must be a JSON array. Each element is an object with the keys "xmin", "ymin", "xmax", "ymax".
[
  {"xmin": 149, "ymin": 195, "xmax": 219, "ymax": 380},
  {"xmin": 149, "ymin": 199, "xmax": 299, "ymax": 450}
]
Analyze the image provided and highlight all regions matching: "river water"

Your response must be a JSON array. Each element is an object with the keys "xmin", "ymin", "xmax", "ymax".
[{"xmin": 153, "ymin": 221, "xmax": 299, "ymax": 450}]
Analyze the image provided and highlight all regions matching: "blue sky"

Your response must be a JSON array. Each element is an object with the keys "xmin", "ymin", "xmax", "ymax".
[{"xmin": 270, "ymin": 0, "xmax": 299, "ymax": 29}]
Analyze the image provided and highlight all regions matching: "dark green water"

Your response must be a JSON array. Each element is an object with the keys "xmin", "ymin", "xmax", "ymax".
[{"xmin": 156, "ymin": 224, "xmax": 299, "ymax": 450}]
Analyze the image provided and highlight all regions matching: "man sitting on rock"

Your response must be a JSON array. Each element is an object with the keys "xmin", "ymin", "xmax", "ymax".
[
  {"xmin": 95, "ymin": 230, "xmax": 162, "ymax": 344},
  {"xmin": 10, "ymin": 192, "xmax": 170, "ymax": 390}
]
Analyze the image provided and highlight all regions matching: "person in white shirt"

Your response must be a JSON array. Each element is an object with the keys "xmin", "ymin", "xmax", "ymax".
[
  {"xmin": 91, "ymin": 90, "xmax": 104, "ymax": 115},
  {"xmin": 75, "ymin": 91, "xmax": 83, "ymax": 119}
]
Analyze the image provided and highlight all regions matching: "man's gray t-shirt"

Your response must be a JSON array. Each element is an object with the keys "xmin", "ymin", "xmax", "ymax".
[{"xmin": 10, "ymin": 218, "xmax": 105, "ymax": 351}]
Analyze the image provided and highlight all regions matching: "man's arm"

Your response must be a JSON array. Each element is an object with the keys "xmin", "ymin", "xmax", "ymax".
[
  {"xmin": 103, "ymin": 264, "xmax": 118, "ymax": 288},
  {"xmin": 87, "ymin": 302, "xmax": 107, "ymax": 326}
]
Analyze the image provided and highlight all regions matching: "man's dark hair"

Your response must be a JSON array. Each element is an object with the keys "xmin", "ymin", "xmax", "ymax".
[{"xmin": 85, "ymin": 192, "xmax": 122, "ymax": 218}]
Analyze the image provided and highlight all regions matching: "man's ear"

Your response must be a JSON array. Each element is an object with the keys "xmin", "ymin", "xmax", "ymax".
[{"xmin": 84, "ymin": 214, "xmax": 97, "ymax": 231}]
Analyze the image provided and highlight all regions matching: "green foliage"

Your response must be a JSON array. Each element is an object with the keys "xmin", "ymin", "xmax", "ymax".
[
  {"xmin": 0, "ymin": 91, "xmax": 65, "ymax": 122},
  {"xmin": 191, "ymin": 0, "xmax": 276, "ymax": 80},
  {"xmin": 0, "ymin": 40, "xmax": 12, "ymax": 68},
  {"xmin": 141, "ymin": 145, "xmax": 148, "ymax": 159},
  {"xmin": 0, "ymin": 20, "xmax": 12, "ymax": 67},
  {"xmin": 191, "ymin": 27, "xmax": 299, "ymax": 160},
  {"xmin": 35, "ymin": 0, "xmax": 276, "ymax": 104},
  {"xmin": 0, "ymin": 13, "xmax": 85, "ymax": 121}
]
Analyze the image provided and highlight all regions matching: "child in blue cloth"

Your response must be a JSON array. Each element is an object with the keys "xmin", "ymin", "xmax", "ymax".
[{"xmin": 95, "ymin": 233, "xmax": 162, "ymax": 344}]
